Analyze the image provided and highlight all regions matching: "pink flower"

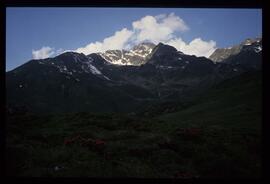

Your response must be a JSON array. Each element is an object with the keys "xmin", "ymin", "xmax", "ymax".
[
  {"xmin": 95, "ymin": 139, "xmax": 105, "ymax": 145},
  {"xmin": 64, "ymin": 138, "xmax": 72, "ymax": 145}
]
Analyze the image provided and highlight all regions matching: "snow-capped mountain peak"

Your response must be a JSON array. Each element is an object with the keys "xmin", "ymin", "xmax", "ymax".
[{"xmin": 98, "ymin": 42, "xmax": 156, "ymax": 66}]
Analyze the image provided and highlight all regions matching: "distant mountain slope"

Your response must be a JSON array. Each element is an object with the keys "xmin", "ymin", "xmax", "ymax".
[{"xmin": 209, "ymin": 37, "xmax": 261, "ymax": 63}]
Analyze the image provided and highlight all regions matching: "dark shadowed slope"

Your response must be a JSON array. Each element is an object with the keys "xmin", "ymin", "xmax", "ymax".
[{"xmin": 6, "ymin": 70, "xmax": 261, "ymax": 177}]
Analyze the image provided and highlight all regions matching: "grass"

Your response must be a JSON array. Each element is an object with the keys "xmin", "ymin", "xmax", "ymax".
[{"xmin": 6, "ymin": 71, "xmax": 262, "ymax": 178}]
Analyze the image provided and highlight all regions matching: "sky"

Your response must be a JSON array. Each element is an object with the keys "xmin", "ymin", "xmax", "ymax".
[{"xmin": 6, "ymin": 8, "xmax": 262, "ymax": 71}]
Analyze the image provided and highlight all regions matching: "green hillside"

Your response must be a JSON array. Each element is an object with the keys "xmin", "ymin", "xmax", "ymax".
[
  {"xmin": 6, "ymin": 71, "xmax": 262, "ymax": 178},
  {"xmin": 156, "ymin": 70, "xmax": 262, "ymax": 131}
]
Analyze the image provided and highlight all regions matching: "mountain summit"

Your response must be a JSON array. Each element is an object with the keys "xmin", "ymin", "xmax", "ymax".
[
  {"xmin": 98, "ymin": 42, "xmax": 156, "ymax": 66},
  {"xmin": 209, "ymin": 37, "xmax": 262, "ymax": 63}
]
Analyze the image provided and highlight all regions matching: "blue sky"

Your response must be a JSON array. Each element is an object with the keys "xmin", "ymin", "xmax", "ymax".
[{"xmin": 6, "ymin": 8, "xmax": 262, "ymax": 71}]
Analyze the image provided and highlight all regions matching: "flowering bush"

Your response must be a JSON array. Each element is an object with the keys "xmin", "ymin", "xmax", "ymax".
[
  {"xmin": 94, "ymin": 139, "xmax": 105, "ymax": 145},
  {"xmin": 174, "ymin": 171, "xmax": 193, "ymax": 178},
  {"xmin": 64, "ymin": 135, "xmax": 106, "ymax": 148}
]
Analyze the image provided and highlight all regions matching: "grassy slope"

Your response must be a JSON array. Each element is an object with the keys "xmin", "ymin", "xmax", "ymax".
[
  {"xmin": 156, "ymin": 70, "xmax": 262, "ymax": 132},
  {"xmin": 6, "ymin": 71, "xmax": 262, "ymax": 178}
]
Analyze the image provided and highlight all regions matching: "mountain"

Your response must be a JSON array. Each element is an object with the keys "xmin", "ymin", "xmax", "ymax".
[
  {"xmin": 6, "ymin": 52, "xmax": 153, "ymax": 113},
  {"xmin": 209, "ymin": 37, "xmax": 262, "ymax": 63},
  {"xmin": 98, "ymin": 42, "xmax": 156, "ymax": 66},
  {"xmin": 221, "ymin": 38, "xmax": 262, "ymax": 70},
  {"xmin": 147, "ymin": 43, "xmax": 215, "ymax": 73},
  {"xmin": 6, "ymin": 39, "xmax": 262, "ymax": 114},
  {"xmin": 209, "ymin": 38, "xmax": 262, "ymax": 81}
]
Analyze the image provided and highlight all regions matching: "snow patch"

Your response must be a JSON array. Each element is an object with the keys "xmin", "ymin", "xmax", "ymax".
[
  {"xmin": 88, "ymin": 57, "xmax": 94, "ymax": 62},
  {"xmin": 103, "ymin": 76, "xmax": 111, "ymax": 80},
  {"xmin": 125, "ymin": 52, "xmax": 135, "ymax": 56},
  {"xmin": 254, "ymin": 46, "xmax": 262, "ymax": 53},
  {"xmin": 81, "ymin": 60, "xmax": 103, "ymax": 75},
  {"xmin": 89, "ymin": 64, "xmax": 102, "ymax": 75},
  {"xmin": 157, "ymin": 65, "xmax": 174, "ymax": 69},
  {"xmin": 130, "ymin": 50, "xmax": 149, "ymax": 58},
  {"xmin": 56, "ymin": 65, "xmax": 73, "ymax": 75}
]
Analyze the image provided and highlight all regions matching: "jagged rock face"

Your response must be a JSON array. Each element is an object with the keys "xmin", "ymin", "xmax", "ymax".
[
  {"xmin": 209, "ymin": 47, "xmax": 241, "ymax": 63},
  {"xmin": 98, "ymin": 42, "xmax": 156, "ymax": 66},
  {"xmin": 147, "ymin": 43, "xmax": 215, "ymax": 75},
  {"xmin": 240, "ymin": 38, "xmax": 262, "ymax": 53},
  {"xmin": 209, "ymin": 37, "xmax": 262, "ymax": 63},
  {"xmin": 147, "ymin": 43, "xmax": 182, "ymax": 66},
  {"xmin": 150, "ymin": 43, "xmax": 178, "ymax": 56}
]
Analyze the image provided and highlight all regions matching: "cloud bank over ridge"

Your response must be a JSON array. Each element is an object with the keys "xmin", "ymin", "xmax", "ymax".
[
  {"xmin": 32, "ymin": 47, "xmax": 55, "ymax": 59},
  {"xmin": 33, "ymin": 13, "xmax": 217, "ymax": 58}
]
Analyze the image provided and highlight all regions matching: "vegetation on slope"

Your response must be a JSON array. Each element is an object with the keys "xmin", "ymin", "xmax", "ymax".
[{"xmin": 6, "ymin": 71, "xmax": 261, "ymax": 178}]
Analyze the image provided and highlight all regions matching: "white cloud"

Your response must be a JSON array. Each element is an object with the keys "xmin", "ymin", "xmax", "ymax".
[
  {"xmin": 32, "ymin": 46, "xmax": 55, "ymax": 59},
  {"xmin": 132, "ymin": 13, "xmax": 189, "ymax": 44},
  {"xmin": 73, "ymin": 13, "xmax": 216, "ymax": 57},
  {"xmin": 34, "ymin": 13, "xmax": 216, "ymax": 58},
  {"xmin": 166, "ymin": 38, "xmax": 216, "ymax": 57},
  {"xmin": 73, "ymin": 13, "xmax": 190, "ymax": 55},
  {"xmin": 56, "ymin": 48, "xmax": 64, "ymax": 55},
  {"xmin": 160, "ymin": 13, "xmax": 189, "ymax": 32},
  {"xmin": 75, "ymin": 28, "xmax": 133, "ymax": 55}
]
